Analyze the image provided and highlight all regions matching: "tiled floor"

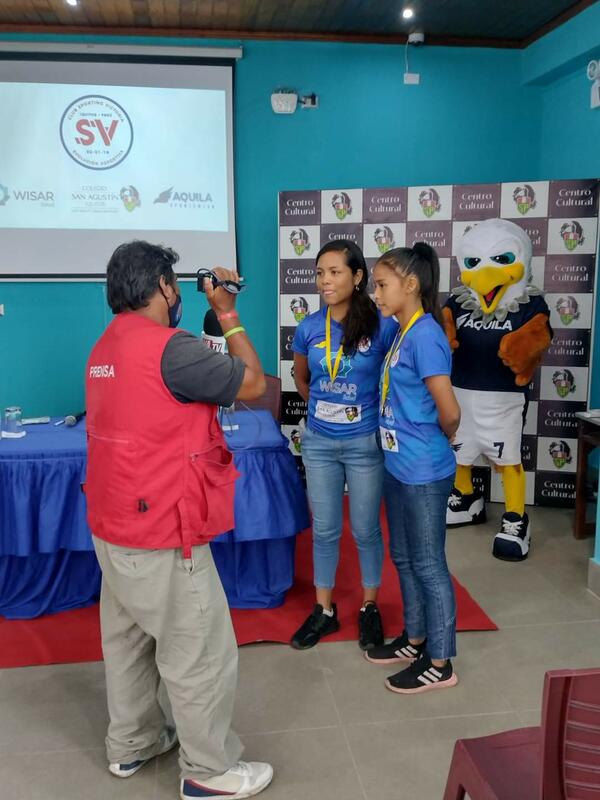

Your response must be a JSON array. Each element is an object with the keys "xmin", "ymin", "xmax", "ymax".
[{"xmin": 2, "ymin": 503, "xmax": 600, "ymax": 799}]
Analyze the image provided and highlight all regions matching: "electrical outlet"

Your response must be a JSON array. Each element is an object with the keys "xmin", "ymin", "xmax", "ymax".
[
  {"xmin": 404, "ymin": 72, "xmax": 420, "ymax": 85},
  {"xmin": 0, "ymin": 304, "xmax": 4, "ymax": 316}
]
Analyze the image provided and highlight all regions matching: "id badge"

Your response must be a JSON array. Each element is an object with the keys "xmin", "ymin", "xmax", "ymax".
[
  {"xmin": 379, "ymin": 426, "xmax": 399, "ymax": 452},
  {"xmin": 315, "ymin": 401, "xmax": 362, "ymax": 424}
]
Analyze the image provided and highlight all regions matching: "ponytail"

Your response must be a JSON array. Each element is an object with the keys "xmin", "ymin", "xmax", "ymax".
[{"xmin": 375, "ymin": 242, "xmax": 443, "ymax": 326}]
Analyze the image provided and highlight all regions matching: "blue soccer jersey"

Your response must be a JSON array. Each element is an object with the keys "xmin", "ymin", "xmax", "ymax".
[
  {"xmin": 293, "ymin": 307, "xmax": 398, "ymax": 438},
  {"xmin": 379, "ymin": 313, "xmax": 456, "ymax": 484}
]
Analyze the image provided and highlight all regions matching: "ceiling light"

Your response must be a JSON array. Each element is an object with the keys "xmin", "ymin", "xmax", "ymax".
[
  {"xmin": 66, "ymin": 0, "xmax": 78, "ymax": 6},
  {"xmin": 402, "ymin": 8, "xmax": 414, "ymax": 19}
]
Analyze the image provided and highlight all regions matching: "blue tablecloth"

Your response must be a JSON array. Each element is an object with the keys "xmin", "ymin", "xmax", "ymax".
[{"xmin": 0, "ymin": 411, "xmax": 309, "ymax": 618}]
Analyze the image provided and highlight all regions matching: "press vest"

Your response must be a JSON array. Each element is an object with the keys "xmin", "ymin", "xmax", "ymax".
[{"xmin": 85, "ymin": 312, "xmax": 239, "ymax": 556}]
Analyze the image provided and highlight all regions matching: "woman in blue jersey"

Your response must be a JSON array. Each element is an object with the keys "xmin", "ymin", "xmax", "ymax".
[
  {"xmin": 367, "ymin": 242, "xmax": 461, "ymax": 694},
  {"xmin": 290, "ymin": 239, "xmax": 398, "ymax": 651}
]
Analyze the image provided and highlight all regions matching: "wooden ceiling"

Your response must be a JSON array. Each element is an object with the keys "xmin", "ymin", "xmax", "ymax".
[{"xmin": 0, "ymin": 0, "xmax": 595, "ymax": 47}]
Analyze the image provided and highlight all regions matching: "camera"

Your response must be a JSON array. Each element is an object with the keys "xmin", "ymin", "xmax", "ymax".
[{"xmin": 196, "ymin": 268, "xmax": 246, "ymax": 294}]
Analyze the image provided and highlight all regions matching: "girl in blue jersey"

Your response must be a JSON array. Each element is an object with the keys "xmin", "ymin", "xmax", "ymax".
[
  {"xmin": 367, "ymin": 242, "xmax": 461, "ymax": 694},
  {"xmin": 290, "ymin": 239, "xmax": 398, "ymax": 651}
]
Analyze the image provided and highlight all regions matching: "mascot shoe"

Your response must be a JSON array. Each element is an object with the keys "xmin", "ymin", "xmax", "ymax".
[
  {"xmin": 446, "ymin": 487, "xmax": 487, "ymax": 528},
  {"xmin": 492, "ymin": 512, "xmax": 530, "ymax": 561}
]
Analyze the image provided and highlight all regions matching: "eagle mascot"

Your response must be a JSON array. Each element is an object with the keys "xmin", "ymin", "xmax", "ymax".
[{"xmin": 443, "ymin": 218, "xmax": 552, "ymax": 561}]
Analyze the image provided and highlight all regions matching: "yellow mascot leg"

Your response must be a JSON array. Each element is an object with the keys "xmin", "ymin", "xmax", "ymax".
[
  {"xmin": 447, "ymin": 464, "xmax": 486, "ymax": 527},
  {"xmin": 498, "ymin": 464, "xmax": 525, "ymax": 516},
  {"xmin": 493, "ymin": 464, "xmax": 530, "ymax": 562},
  {"xmin": 455, "ymin": 464, "xmax": 474, "ymax": 496}
]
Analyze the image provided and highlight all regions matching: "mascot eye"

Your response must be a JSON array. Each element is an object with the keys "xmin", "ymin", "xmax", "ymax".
[
  {"xmin": 491, "ymin": 252, "xmax": 516, "ymax": 265},
  {"xmin": 464, "ymin": 257, "xmax": 480, "ymax": 269}
]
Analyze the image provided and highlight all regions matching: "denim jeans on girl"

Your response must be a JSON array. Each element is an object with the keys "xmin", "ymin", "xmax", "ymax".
[
  {"xmin": 301, "ymin": 426, "xmax": 384, "ymax": 590},
  {"xmin": 383, "ymin": 470, "xmax": 456, "ymax": 660}
]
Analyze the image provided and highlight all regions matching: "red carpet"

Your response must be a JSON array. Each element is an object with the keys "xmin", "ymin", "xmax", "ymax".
[{"xmin": 0, "ymin": 515, "xmax": 496, "ymax": 669}]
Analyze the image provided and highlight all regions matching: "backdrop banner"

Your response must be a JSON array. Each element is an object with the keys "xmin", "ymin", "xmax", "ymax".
[{"xmin": 278, "ymin": 179, "xmax": 600, "ymax": 507}]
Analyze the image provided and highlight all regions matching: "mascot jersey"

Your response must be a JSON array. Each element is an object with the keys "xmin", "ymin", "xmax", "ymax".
[
  {"xmin": 293, "ymin": 308, "xmax": 398, "ymax": 438},
  {"xmin": 445, "ymin": 293, "xmax": 551, "ymax": 394}
]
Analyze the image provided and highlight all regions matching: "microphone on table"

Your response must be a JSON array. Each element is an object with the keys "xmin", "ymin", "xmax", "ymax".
[
  {"xmin": 55, "ymin": 411, "xmax": 86, "ymax": 427},
  {"xmin": 202, "ymin": 309, "xmax": 226, "ymax": 354}
]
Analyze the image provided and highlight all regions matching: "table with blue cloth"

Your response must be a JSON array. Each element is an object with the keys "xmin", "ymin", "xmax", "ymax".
[{"xmin": 0, "ymin": 410, "xmax": 309, "ymax": 619}]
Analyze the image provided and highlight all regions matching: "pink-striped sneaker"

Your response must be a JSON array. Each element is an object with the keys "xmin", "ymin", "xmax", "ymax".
[{"xmin": 385, "ymin": 654, "xmax": 458, "ymax": 694}]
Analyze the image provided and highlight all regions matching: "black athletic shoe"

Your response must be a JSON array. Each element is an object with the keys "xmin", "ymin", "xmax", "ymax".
[
  {"xmin": 385, "ymin": 654, "xmax": 458, "ymax": 695},
  {"xmin": 493, "ymin": 512, "xmax": 531, "ymax": 562},
  {"xmin": 446, "ymin": 488, "xmax": 486, "ymax": 528},
  {"xmin": 290, "ymin": 603, "xmax": 340, "ymax": 650},
  {"xmin": 358, "ymin": 602, "xmax": 384, "ymax": 651},
  {"xmin": 364, "ymin": 630, "xmax": 427, "ymax": 665}
]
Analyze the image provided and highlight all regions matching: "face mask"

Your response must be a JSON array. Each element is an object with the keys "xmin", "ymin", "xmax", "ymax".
[
  {"xmin": 161, "ymin": 287, "xmax": 182, "ymax": 328},
  {"xmin": 168, "ymin": 293, "xmax": 183, "ymax": 328}
]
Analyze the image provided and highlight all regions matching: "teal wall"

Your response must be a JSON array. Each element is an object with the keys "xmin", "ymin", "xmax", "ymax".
[
  {"xmin": 526, "ymin": 2, "xmax": 600, "ymax": 402},
  {"xmin": 0, "ymin": 7, "xmax": 598, "ymax": 417}
]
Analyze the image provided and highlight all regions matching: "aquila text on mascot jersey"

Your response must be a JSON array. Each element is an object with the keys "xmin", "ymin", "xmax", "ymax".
[{"xmin": 442, "ymin": 218, "xmax": 553, "ymax": 562}]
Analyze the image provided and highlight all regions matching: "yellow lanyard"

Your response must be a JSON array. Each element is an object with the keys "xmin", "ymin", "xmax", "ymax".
[
  {"xmin": 380, "ymin": 307, "xmax": 424, "ymax": 414},
  {"xmin": 325, "ymin": 306, "xmax": 344, "ymax": 382}
]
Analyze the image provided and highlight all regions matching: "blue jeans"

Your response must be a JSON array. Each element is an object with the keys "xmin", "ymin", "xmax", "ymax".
[
  {"xmin": 301, "ymin": 426, "xmax": 384, "ymax": 590},
  {"xmin": 383, "ymin": 470, "xmax": 456, "ymax": 660}
]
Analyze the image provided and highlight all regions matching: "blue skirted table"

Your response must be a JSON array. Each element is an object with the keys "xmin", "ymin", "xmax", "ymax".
[{"xmin": 0, "ymin": 411, "xmax": 309, "ymax": 619}]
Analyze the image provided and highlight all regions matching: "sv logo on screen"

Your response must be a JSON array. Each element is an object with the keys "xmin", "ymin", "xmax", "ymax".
[
  {"xmin": 60, "ymin": 95, "xmax": 134, "ymax": 171},
  {"xmin": 75, "ymin": 119, "xmax": 119, "ymax": 147}
]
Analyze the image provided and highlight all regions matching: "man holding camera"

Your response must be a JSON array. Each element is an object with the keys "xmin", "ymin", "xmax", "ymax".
[{"xmin": 85, "ymin": 240, "xmax": 273, "ymax": 800}]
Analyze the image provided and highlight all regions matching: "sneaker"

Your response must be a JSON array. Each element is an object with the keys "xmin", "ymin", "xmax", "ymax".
[
  {"xmin": 446, "ymin": 488, "xmax": 486, "ymax": 528},
  {"xmin": 364, "ymin": 630, "xmax": 426, "ymax": 665},
  {"xmin": 385, "ymin": 654, "xmax": 458, "ymax": 695},
  {"xmin": 493, "ymin": 512, "xmax": 530, "ymax": 562},
  {"xmin": 290, "ymin": 603, "xmax": 340, "ymax": 650},
  {"xmin": 180, "ymin": 760, "xmax": 274, "ymax": 799},
  {"xmin": 358, "ymin": 602, "xmax": 384, "ymax": 651},
  {"xmin": 109, "ymin": 726, "xmax": 178, "ymax": 778}
]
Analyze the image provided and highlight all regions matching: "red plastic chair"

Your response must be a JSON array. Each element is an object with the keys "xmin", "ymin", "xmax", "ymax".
[
  {"xmin": 443, "ymin": 668, "xmax": 600, "ymax": 800},
  {"xmin": 237, "ymin": 374, "xmax": 282, "ymax": 422}
]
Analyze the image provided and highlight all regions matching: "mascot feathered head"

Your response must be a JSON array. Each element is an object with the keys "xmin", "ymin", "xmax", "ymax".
[{"xmin": 452, "ymin": 218, "xmax": 541, "ymax": 323}]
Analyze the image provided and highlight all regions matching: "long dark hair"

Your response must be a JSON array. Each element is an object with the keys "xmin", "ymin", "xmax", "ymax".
[
  {"xmin": 375, "ymin": 242, "xmax": 443, "ymax": 325},
  {"xmin": 315, "ymin": 239, "xmax": 379, "ymax": 353}
]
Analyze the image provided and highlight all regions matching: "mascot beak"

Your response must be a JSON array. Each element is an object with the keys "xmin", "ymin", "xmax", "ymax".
[{"xmin": 461, "ymin": 262, "xmax": 525, "ymax": 314}]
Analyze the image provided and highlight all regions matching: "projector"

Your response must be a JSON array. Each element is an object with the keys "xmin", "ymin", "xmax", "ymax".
[{"xmin": 271, "ymin": 91, "xmax": 298, "ymax": 114}]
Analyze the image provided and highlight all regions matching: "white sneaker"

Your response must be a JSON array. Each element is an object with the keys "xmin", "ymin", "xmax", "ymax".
[
  {"xmin": 109, "ymin": 726, "xmax": 178, "ymax": 778},
  {"xmin": 180, "ymin": 761, "xmax": 274, "ymax": 799}
]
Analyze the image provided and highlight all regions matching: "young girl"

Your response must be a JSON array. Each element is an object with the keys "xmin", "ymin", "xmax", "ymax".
[
  {"xmin": 290, "ymin": 239, "xmax": 398, "ymax": 651},
  {"xmin": 367, "ymin": 242, "xmax": 461, "ymax": 693}
]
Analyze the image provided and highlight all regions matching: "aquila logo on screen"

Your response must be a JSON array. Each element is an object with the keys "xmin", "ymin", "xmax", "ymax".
[{"xmin": 60, "ymin": 95, "xmax": 134, "ymax": 171}]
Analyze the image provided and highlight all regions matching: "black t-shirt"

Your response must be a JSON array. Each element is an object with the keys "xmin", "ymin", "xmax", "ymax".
[
  {"xmin": 444, "ymin": 293, "xmax": 551, "ymax": 393},
  {"xmin": 160, "ymin": 331, "xmax": 245, "ymax": 405}
]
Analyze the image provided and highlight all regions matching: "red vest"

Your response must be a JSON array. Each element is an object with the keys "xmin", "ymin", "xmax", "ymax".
[{"xmin": 85, "ymin": 312, "xmax": 239, "ymax": 556}]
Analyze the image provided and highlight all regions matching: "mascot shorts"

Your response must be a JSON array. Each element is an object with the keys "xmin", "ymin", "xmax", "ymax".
[{"xmin": 452, "ymin": 387, "xmax": 526, "ymax": 466}]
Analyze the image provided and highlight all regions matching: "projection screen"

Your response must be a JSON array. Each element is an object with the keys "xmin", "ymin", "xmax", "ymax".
[{"xmin": 0, "ymin": 45, "xmax": 239, "ymax": 279}]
